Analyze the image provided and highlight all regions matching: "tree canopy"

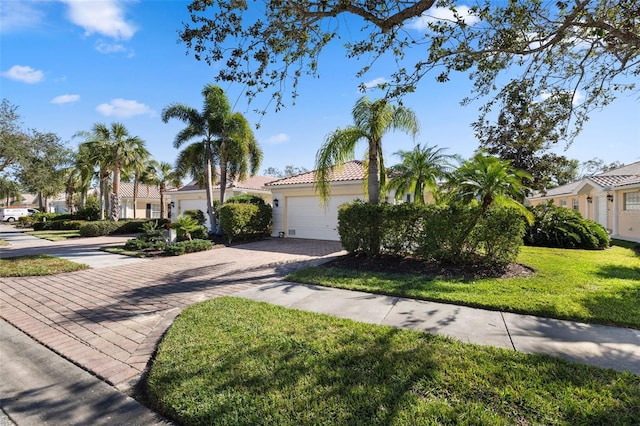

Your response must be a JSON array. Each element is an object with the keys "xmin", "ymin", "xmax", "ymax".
[{"xmin": 181, "ymin": 0, "xmax": 638, "ymax": 141}]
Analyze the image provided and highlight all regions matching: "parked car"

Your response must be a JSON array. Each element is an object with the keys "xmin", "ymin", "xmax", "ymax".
[{"xmin": 0, "ymin": 207, "xmax": 37, "ymax": 222}]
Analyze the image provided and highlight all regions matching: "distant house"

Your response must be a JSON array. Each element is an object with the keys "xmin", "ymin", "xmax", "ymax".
[
  {"xmin": 118, "ymin": 182, "xmax": 169, "ymax": 219},
  {"xmin": 527, "ymin": 161, "xmax": 640, "ymax": 242},
  {"xmin": 170, "ymin": 175, "xmax": 276, "ymax": 229}
]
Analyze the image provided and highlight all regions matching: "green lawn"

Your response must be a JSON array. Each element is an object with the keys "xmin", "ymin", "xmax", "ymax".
[
  {"xmin": 146, "ymin": 297, "xmax": 640, "ymax": 426},
  {"xmin": 0, "ymin": 254, "xmax": 88, "ymax": 276},
  {"xmin": 0, "ymin": 239, "xmax": 8, "ymax": 246},
  {"xmin": 288, "ymin": 245, "xmax": 640, "ymax": 329},
  {"xmin": 25, "ymin": 230, "xmax": 81, "ymax": 241}
]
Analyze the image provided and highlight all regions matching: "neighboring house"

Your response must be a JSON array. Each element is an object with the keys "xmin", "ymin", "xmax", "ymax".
[
  {"xmin": 118, "ymin": 182, "xmax": 169, "ymax": 219},
  {"xmin": 527, "ymin": 161, "xmax": 640, "ymax": 242},
  {"xmin": 170, "ymin": 175, "xmax": 276, "ymax": 229},
  {"xmin": 267, "ymin": 161, "xmax": 367, "ymax": 241}
]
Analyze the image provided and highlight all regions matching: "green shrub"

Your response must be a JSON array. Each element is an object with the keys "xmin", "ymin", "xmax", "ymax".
[
  {"xmin": 165, "ymin": 239, "xmax": 213, "ymax": 256},
  {"xmin": 219, "ymin": 202, "xmax": 272, "ymax": 243},
  {"xmin": 183, "ymin": 209, "xmax": 206, "ymax": 226},
  {"xmin": 79, "ymin": 221, "xmax": 120, "ymax": 237},
  {"xmin": 337, "ymin": 200, "xmax": 386, "ymax": 257},
  {"xmin": 469, "ymin": 207, "xmax": 526, "ymax": 266},
  {"xmin": 17, "ymin": 215, "xmax": 39, "ymax": 228},
  {"xmin": 338, "ymin": 202, "xmax": 525, "ymax": 266},
  {"xmin": 33, "ymin": 219, "xmax": 85, "ymax": 231},
  {"xmin": 525, "ymin": 203, "xmax": 609, "ymax": 249},
  {"xmin": 124, "ymin": 238, "xmax": 167, "ymax": 251},
  {"xmin": 226, "ymin": 194, "xmax": 267, "ymax": 205},
  {"xmin": 114, "ymin": 219, "xmax": 170, "ymax": 235},
  {"xmin": 171, "ymin": 215, "xmax": 201, "ymax": 241},
  {"xmin": 76, "ymin": 204, "xmax": 100, "ymax": 221}
]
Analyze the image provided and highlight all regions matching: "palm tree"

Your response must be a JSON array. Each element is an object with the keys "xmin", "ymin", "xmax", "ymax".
[
  {"xmin": 76, "ymin": 132, "xmax": 112, "ymax": 219},
  {"xmin": 92, "ymin": 123, "xmax": 146, "ymax": 221},
  {"xmin": 388, "ymin": 144, "xmax": 456, "ymax": 204},
  {"xmin": 142, "ymin": 161, "xmax": 182, "ymax": 219},
  {"xmin": 123, "ymin": 149, "xmax": 152, "ymax": 219},
  {"xmin": 447, "ymin": 153, "xmax": 532, "ymax": 217},
  {"xmin": 315, "ymin": 96, "xmax": 419, "ymax": 204},
  {"xmin": 445, "ymin": 153, "xmax": 533, "ymax": 257},
  {"xmin": 216, "ymin": 112, "xmax": 262, "ymax": 205},
  {"xmin": 162, "ymin": 84, "xmax": 262, "ymax": 232}
]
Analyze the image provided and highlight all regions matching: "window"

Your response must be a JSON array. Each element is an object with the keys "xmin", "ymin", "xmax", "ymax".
[
  {"xmin": 151, "ymin": 203, "xmax": 161, "ymax": 218},
  {"xmin": 572, "ymin": 198, "xmax": 579, "ymax": 210},
  {"xmin": 623, "ymin": 191, "xmax": 640, "ymax": 211},
  {"xmin": 406, "ymin": 193, "xmax": 411, "ymax": 203},
  {"xmin": 560, "ymin": 199, "xmax": 567, "ymax": 207}
]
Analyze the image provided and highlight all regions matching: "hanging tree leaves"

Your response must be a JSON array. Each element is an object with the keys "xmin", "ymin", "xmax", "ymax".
[{"xmin": 180, "ymin": 0, "xmax": 639, "ymax": 141}]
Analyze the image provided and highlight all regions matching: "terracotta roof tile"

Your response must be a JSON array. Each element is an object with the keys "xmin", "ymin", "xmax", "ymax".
[
  {"xmin": 266, "ymin": 161, "xmax": 365, "ymax": 186},
  {"xmin": 177, "ymin": 175, "xmax": 276, "ymax": 192},
  {"xmin": 590, "ymin": 175, "xmax": 640, "ymax": 188}
]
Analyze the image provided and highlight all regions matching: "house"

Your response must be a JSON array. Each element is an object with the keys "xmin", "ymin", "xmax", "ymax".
[
  {"xmin": 170, "ymin": 175, "xmax": 276, "ymax": 229},
  {"xmin": 527, "ymin": 161, "xmax": 640, "ymax": 242},
  {"xmin": 267, "ymin": 161, "xmax": 367, "ymax": 241},
  {"xmin": 118, "ymin": 182, "xmax": 169, "ymax": 219}
]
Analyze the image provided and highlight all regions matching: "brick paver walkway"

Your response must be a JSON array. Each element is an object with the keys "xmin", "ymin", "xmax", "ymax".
[{"xmin": 0, "ymin": 237, "xmax": 342, "ymax": 389}]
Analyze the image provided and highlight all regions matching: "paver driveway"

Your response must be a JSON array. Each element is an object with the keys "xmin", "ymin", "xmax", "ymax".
[{"xmin": 0, "ymin": 238, "xmax": 343, "ymax": 390}]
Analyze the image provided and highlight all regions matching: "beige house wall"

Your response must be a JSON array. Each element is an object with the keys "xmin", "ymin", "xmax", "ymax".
[{"xmin": 616, "ymin": 188, "xmax": 640, "ymax": 241}]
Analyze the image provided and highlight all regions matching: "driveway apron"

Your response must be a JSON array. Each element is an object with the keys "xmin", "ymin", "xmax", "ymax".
[{"xmin": 0, "ymin": 233, "xmax": 344, "ymax": 390}]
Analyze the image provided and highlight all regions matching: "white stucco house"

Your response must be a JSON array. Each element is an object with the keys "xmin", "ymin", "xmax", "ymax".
[
  {"xmin": 527, "ymin": 161, "xmax": 640, "ymax": 242},
  {"xmin": 169, "ymin": 175, "xmax": 276, "ymax": 229},
  {"xmin": 266, "ymin": 161, "xmax": 368, "ymax": 241}
]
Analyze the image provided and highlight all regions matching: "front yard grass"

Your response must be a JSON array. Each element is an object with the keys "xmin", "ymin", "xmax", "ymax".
[
  {"xmin": 0, "ymin": 239, "xmax": 8, "ymax": 246},
  {"xmin": 25, "ymin": 230, "xmax": 81, "ymax": 241},
  {"xmin": 0, "ymin": 254, "xmax": 88, "ymax": 276},
  {"xmin": 146, "ymin": 297, "xmax": 640, "ymax": 426},
  {"xmin": 288, "ymin": 245, "xmax": 640, "ymax": 329},
  {"xmin": 102, "ymin": 245, "xmax": 164, "ymax": 258}
]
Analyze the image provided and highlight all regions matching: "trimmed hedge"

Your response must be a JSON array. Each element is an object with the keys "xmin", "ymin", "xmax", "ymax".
[
  {"xmin": 33, "ymin": 219, "xmax": 85, "ymax": 231},
  {"xmin": 525, "ymin": 203, "xmax": 609, "ymax": 249},
  {"xmin": 165, "ymin": 239, "xmax": 213, "ymax": 256},
  {"xmin": 219, "ymin": 202, "xmax": 272, "ymax": 243},
  {"xmin": 338, "ymin": 201, "xmax": 526, "ymax": 266},
  {"xmin": 79, "ymin": 221, "xmax": 121, "ymax": 237}
]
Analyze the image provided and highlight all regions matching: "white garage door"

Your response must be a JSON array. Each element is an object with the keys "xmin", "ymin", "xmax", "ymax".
[
  {"xmin": 286, "ymin": 195, "xmax": 360, "ymax": 241},
  {"xmin": 177, "ymin": 200, "xmax": 210, "ymax": 228}
]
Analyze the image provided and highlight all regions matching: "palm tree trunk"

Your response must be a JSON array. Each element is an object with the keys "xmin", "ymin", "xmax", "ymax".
[
  {"xmin": 110, "ymin": 163, "xmax": 121, "ymax": 221},
  {"xmin": 160, "ymin": 183, "xmax": 166, "ymax": 219},
  {"xmin": 133, "ymin": 173, "xmax": 139, "ymax": 219},
  {"xmin": 204, "ymin": 153, "xmax": 216, "ymax": 232},
  {"xmin": 368, "ymin": 139, "xmax": 381, "ymax": 204}
]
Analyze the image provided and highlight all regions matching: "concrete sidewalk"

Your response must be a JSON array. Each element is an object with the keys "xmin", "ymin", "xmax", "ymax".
[
  {"xmin": 0, "ymin": 225, "xmax": 146, "ymax": 269},
  {"xmin": 235, "ymin": 282, "xmax": 640, "ymax": 375}
]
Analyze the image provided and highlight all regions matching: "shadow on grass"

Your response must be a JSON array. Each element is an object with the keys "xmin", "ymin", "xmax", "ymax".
[
  {"xmin": 595, "ymin": 264, "xmax": 640, "ymax": 280},
  {"xmin": 147, "ymin": 298, "xmax": 640, "ymax": 425}
]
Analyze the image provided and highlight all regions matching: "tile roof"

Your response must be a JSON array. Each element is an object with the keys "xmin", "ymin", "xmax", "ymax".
[
  {"xmin": 590, "ymin": 174, "xmax": 640, "ymax": 188},
  {"xmin": 266, "ymin": 161, "xmax": 365, "ymax": 186},
  {"xmin": 534, "ymin": 180, "xmax": 584, "ymax": 198},
  {"xmin": 177, "ymin": 175, "xmax": 276, "ymax": 192},
  {"xmin": 118, "ymin": 182, "xmax": 163, "ymax": 199},
  {"xmin": 599, "ymin": 161, "xmax": 640, "ymax": 176}
]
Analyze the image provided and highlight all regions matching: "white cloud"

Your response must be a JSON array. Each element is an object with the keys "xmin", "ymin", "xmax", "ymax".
[
  {"xmin": 265, "ymin": 133, "xmax": 290, "ymax": 145},
  {"xmin": 51, "ymin": 94, "xmax": 80, "ymax": 104},
  {"xmin": 364, "ymin": 77, "xmax": 388, "ymax": 89},
  {"xmin": 61, "ymin": 0, "xmax": 137, "ymax": 40},
  {"xmin": 406, "ymin": 5, "xmax": 480, "ymax": 31},
  {"xmin": 96, "ymin": 98, "xmax": 154, "ymax": 117},
  {"xmin": 1, "ymin": 65, "xmax": 44, "ymax": 83},
  {"xmin": 95, "ymin": 39, "xmax": 134, "ymax": 56},
  {"xmin": 0, "ymin": 1, "xmax": 45, "ymax": 33}
]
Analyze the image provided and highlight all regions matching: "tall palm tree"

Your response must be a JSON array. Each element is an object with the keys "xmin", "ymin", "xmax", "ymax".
[
  {"xmin": 76, "ymin": 132, "xmax": 112, "ymax": 219},
  {"xmin": 142, "ymin": 161, "xmax": 182, "ymax": 219},
  {"xmin": 123, "ymin": 148, "xmax": 152, "ymax": 219},
  {"xmin": 162, "ymin": 84, "xmax": 262, "ymax": 231},
  {"xmin": 388, "ymin": 144, "xmax": 456, "ymax": 204},
  {"xmin": 216, "ymin": 112, "xmax": 262, "ymax": 205},
  {"xmin": 73, "ymin": 144, "xmax": 96, "ymax": 210},
  {"xmin": 315, "ymin": 96, "xmax": 419, "ymax": 204},
  {"xmin": 92, "ymin": 123, "xmax": 146, "ymax": 221}
]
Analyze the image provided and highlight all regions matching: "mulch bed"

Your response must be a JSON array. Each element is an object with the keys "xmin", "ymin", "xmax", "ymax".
[{"xmin": 322, "ymin": 254, "xmax": 534, "ymax": 279}]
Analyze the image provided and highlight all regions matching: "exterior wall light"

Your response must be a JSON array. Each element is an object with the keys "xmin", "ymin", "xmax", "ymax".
[
  {"xmin": 607, "ymin": 194, "xmax": 614, "ymax": 203},
  {"xmin": 587, "ymin": 196, "xmax": 593, "ymax": 203},
  {"xmin": 273, "ymin": 198, "xmax": 279, "ymax": 207}
]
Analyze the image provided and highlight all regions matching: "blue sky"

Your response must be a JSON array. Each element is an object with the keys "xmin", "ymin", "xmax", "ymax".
[{"xmin": 1, "ymin": 0, "xmax": 638, "ymax": 177}]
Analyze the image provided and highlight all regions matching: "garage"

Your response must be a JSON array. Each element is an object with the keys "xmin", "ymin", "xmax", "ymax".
[{"xmin": 285, "ymin": 195, "xmax": 360, "ymax": 241}]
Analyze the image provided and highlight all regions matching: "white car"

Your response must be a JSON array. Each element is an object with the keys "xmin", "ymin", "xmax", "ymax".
[{"xmin": 0, "ymin": 207, "xmax": 38, "ymax": 222}]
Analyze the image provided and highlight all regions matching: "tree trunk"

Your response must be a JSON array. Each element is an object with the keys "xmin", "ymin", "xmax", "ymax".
[
  {"xmin": 160, "ymin": 184, "xmax": 166, "ymax": 219},
  {"xmin": 368, "ymin": 139, "xmax": 381, "ymax": 204},
  {"xmin": 111, "ymin": 163, "xmax": 121, "ymax": 221},
  {"xmin": 133, "ymin": 175, "xmax": 139, "ymax": 219},
  {"xmin": 204, "ymin": 152, "xmax": 216, "ymax": 232}
]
